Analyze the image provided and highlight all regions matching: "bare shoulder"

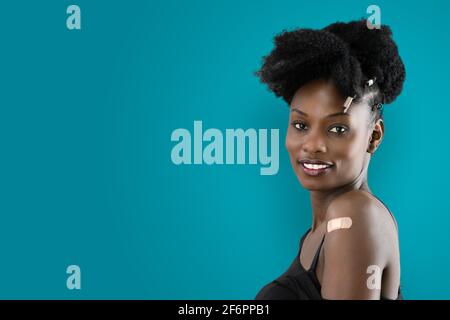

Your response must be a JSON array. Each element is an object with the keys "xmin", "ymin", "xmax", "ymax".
[
  {"xmin": 320, "ymin": 190, "xmax": 400, "ymax": 299},
  {"xmin": 326, "ymin": 189, "xmax": 396, "ymax": 233},
  {"xmin": 323, "ymin": 190, "xmax": 398, "ymax": 263}
]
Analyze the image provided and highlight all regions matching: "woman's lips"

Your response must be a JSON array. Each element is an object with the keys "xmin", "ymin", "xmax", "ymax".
[{"xmin": 298, "ymin": 160, "xmax": 334, "ymax": 176}]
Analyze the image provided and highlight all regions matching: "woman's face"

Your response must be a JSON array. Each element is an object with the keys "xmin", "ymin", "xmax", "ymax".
[{"xmin": 285, "ymin": 78, "xmax": 381, "ymax": 191}]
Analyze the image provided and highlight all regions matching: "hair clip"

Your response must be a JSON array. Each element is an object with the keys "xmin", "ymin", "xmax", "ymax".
[
  {"xmin": 343, "ymin": 95, "xmax": 356, "ymax": 113},
  {"xmin": 372, "ymin": 103, "xmax": 383, "ymax": 111},
  {"xmin": 366, "ymin": 77, "xmax": 377, "ymax": 87}
]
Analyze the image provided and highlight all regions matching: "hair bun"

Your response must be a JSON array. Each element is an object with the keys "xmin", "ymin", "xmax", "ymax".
[
  {"xmin": 256, "ymin": 18, "xmax": 406, "ymax": 105},
  {"xmin": 324, "ymin": 19, "xmax": 406, "ymax": 104}
]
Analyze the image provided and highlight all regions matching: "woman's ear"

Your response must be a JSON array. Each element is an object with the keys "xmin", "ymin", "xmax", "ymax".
[{"xmin": 367, "ymin": 119, "xmax": 384, "ymax": 154}]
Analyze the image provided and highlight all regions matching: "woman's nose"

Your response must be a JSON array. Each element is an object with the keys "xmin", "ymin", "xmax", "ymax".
[{"xmin": 301, "ymin": 131, "xmax": 327, "ymax": 154}]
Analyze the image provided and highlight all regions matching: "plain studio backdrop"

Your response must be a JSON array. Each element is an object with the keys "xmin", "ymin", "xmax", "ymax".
[{"xmin": 0, "ymin": 0, "xmax": 447, "ymax": 299}]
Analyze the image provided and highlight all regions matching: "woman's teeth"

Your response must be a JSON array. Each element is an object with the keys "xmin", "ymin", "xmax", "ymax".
[{"xmin": 303, "ymin": 163, "xmax": 331, "ymax": 169}]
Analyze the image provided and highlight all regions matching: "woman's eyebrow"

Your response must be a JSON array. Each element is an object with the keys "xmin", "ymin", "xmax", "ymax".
[
  {"xmin": 325, "ymin": 111, "xmax": 350, "ymax": 118},
  {"xmin": 290, "ymin": 108, "xmax": 349, "ymax": 118},
  {"xmin": 291, "ymin": 108, "xmax": 308, "ymax": 116}
]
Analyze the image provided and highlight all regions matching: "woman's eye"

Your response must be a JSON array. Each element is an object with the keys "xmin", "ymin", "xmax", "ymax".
[
  {"xmin": 292, "ymin": 122, "xmax": 307, "ymax": 131},
  {"xmin": 329, "ymin": 125, "xmax": 348, "ymax": 134}
]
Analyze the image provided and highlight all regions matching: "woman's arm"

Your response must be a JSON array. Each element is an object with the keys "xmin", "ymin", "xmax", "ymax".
[{"xmin": 320, "ymin": 191, "xmax": 391, "ymax": 300}]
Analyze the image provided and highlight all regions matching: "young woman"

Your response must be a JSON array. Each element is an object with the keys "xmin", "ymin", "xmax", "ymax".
[{"xmin": 254, "ymin": 19, "xmax": 405, "ymax": 300}]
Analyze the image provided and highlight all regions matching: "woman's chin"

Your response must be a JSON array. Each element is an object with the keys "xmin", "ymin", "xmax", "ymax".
[{"xmin": 296, "ymin": 175, "xmax": 335, "ymax": 191}]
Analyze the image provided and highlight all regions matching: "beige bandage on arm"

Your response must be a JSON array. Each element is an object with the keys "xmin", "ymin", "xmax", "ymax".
[{"xmin": 327, "ymin": 217, "xmax": 353, "ymax": 233}]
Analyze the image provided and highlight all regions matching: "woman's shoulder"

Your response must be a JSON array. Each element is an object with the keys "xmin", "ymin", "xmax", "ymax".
[
  {"xmin": 324, "ymin": 189, "xmax": 398, "ymax": 261},
  {"xmin": 321, "ymin": 190, "xmax": 400, "ymax": 295},
  {"xmin": 325, "ymin": 189, "xmax": 395, "ymax": 230}
]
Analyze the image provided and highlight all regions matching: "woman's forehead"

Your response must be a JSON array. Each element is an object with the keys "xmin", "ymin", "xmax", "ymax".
[
  {"xmin": 290, "ymin": 79, "xmax": 370, "ymax": 120},
  {"xmin": 290, "ymin": 79, "xmax": 345, "ymax": 109}
]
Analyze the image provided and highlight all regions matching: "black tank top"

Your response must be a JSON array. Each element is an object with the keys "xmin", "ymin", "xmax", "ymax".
[{"xmin": 255, "ymin": 226, "xmax": 403, "ymax": 300}]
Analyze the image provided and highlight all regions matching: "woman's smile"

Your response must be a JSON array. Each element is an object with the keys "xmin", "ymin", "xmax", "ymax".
[{"xmin": 298, "ymin": 159, "xmax": 334, "ymax": 176}]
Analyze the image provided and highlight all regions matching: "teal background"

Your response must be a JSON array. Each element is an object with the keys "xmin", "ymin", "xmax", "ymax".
[{"xmin": 0, "ymin": 0, "xmax": 447, "ymax": 299}]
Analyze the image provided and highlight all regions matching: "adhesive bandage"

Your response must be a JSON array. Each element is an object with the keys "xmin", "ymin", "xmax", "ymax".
[{"xmin": 327, "ymin": 217, "xmax": 353, "ymax": 233}]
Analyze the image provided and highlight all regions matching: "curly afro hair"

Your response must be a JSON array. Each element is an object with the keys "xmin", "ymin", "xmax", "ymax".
[{"xmin": 255, "ymin": 19, "xmax": 406, "ymax": 115}]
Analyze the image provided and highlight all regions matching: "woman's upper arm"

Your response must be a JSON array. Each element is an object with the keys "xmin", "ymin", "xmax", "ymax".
[{"xmin": 320, "ymin": 193, "xmax": 387, "ymax": 300}]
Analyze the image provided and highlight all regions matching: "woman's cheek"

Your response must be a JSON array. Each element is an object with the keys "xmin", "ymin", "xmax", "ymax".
[
  {"xmin": 285, "ymin": 131, "xmax": 297, "ymax": 155},
  {"xmin": 285, "ymin": 132, "xmax": 301, "ymax": 167},
  {"xmin": 333, "ymin": 138, "xmax": 365, "ymax": 175},
  {"xmin": 345, "ymin": 134, "xmax": 369, "ymax": 163}
]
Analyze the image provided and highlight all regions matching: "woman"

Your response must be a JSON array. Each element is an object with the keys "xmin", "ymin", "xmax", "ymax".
[{"xmin": 254, "ymin": 19, "xmax": 405, "ymax": 300}]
